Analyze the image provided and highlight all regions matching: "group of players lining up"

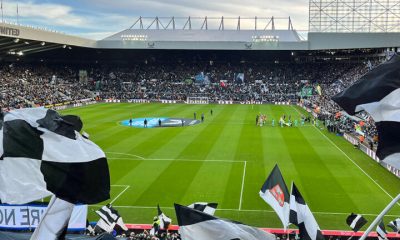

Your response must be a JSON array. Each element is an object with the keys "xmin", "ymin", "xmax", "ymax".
[{"xmin": 256, "ymin": 114, "xmax": 318, "ymax": 127}]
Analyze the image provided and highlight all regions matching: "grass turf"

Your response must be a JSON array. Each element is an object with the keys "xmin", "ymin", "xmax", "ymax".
[{"xmin": 61, "ymin": 103, "xmax": 400, "ymax": 230}]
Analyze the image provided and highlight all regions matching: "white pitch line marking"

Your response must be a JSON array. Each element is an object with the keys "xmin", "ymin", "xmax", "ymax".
[
  {"xmin": 291, "ymin": 105, "xmax": 398, "ymax": 205},
  {"xmin": 110, "ymin": 185, "xmax": 131, "ymax": 204},
  {"xmin": 313, "ymin": 126, "xmax": 399, "ymax": 204},
  {"xmin": 106, "ymin": 151, "xmax": 146, "ymax": 160},
  {"xmin": 88, "ymin": 205, "xmax": 399, "ymax": 217},
  {"xmin": 239, "ymin": 161, "xmax": 247, "ymax": 210},
  {"xmin": 107, "ymin": 157, "xmax": 245, "ymax": 163}
]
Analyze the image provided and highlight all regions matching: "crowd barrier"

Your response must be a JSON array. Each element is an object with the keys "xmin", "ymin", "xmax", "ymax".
[
  {"xmin": 45, "ymin": 100, "xmax": 97, "ymax": 111},
  {"xmin": 105, "ymin": 99, "xmax": 294, "ymax": 105},
  {"xmin": 124, "ymin": 224, "xmax": 400, "ymax": 238},
  {"xmin": 343, "ymin": 133, "xmax": 400, "ymax": 177}
]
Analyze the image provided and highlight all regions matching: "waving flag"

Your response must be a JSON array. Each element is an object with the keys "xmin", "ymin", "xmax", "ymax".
[
  {"xmin": 289, "ymin": 183, "xmax": 324, "ymax": 240},
  {"xmin": 387, "ymin": 218, "xmax": 400, "ymax": 233},
  {"xmin": 0, "ymin": 108, "xmax": 110, "ymax": 240},
  {"xmin": 259, "ymin": 164, "xmax": 290, "ymax": 228},
  {"xmin": 175, "ymin": 203, "xmax": 275, "ymax": 240},
  {"xmin": 0, "ymin": 108, "xmax": 110, "ymax": 204},
  {"xmin": 188, "ymin": 202, "xmax": 218, "ymax": 215},
  {"xmin": 95, "ymin": 204, "xmax": 128, "ymax": 233},
  {"xmin": 346, "ymin": 213, "xmax": 367, "ymax": 232},
  {"xmin": 332, "ymin": 55, "xmax": 400, "ymax": 169},
  {"xmin": 377, "ymin": 220, "xmax": 388, "ymax": 240}
]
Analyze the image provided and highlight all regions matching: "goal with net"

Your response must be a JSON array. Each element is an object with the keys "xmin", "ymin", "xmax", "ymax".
[{"xmin": 186, "ymin": 96, "xmax": 209, "ymax": 104}]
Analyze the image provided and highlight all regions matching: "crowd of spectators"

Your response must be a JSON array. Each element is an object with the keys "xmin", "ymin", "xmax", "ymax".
[
  {"xmin": 303, "ymin": 59, "xmax": 382, "ymax": 149},
  {"xmin": 120, "ymin": 230, "xmax": 180, "ymax": 240},
  {"xmin": 0, "ymin": 60, "xmax": 368, "ymax": 108},
  {"xmin": 0, "ymin": 63, "xmax": 93, "ymax": 109},
  {"xmin": 0, "ymin": 58, "xmax": 382, "ymax": 146},
  {"xmin": 90, "ymin": 61, "xmax": 360, "ymax": 103}
]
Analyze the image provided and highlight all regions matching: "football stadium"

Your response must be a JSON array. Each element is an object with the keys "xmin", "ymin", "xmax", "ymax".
[{"xmin": 0, "ymin": 0, "xmax": 400, "ymax": 239}]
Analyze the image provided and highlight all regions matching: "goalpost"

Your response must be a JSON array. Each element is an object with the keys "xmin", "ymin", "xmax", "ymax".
[{"xmin": 186, "ymin": 96, "xmax": 209, "ymax": 104}]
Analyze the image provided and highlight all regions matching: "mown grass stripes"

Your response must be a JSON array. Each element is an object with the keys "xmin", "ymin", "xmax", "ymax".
[{"xmin": 61, "ymin": 103, "xmax": 400, "ymax": 230}]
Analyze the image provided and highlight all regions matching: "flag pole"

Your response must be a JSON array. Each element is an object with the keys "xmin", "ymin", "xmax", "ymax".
[
  {"xmin": 1, "ymin": 0, "xmax": 3, "ymax": 23},
  {"xmin": 16, "ymin": 3, "xmax": 18, "ymax": 25},
  {"xmin": 359, "ymin": 193, "xmax": 400, "ymax": 240}
]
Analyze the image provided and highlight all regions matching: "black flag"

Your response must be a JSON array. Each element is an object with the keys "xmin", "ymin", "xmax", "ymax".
[{"xmin": 332, "ymin": 54, "xmax": 400, "ymax": 169}]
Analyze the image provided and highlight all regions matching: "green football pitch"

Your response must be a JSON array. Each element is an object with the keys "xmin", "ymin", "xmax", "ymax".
[{"xmin": 61, "ymin": 103, "xmax": 400, "ymax": 230}]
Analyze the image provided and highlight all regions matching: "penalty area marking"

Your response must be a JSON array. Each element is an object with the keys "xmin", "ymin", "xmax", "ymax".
[
  {"xmin": 290, "ymin": 105, "xmax": 398, "ymax": 204},
  {"xmin": 110, "ymin": 185, "xmax": 131, "ymax": 204},
  {"xmin": 89, "ymin": 204, "xmax": 399, "ymax": 217},
  {"xmin": 106, "ymin": 152, "xmax": 245, "ymax": 163},
  {"xmin": 106, "ymin": 151, "xmax": 146, "ymax": 160},
  {"xmin": 239, "ymin": 161, "xmax": 247, "ymax": 210}
]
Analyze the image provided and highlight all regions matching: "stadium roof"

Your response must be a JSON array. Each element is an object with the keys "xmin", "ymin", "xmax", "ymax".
[
  {"xmin": 0, "ymin": 17, "xmax": 399, "ymax": 55},
  {"xmin": 0, "ymin": 22, "xmax": 95, "ymax": 56}
]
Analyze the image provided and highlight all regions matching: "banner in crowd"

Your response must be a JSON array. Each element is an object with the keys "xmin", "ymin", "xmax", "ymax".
[
  {"xmin": 301, "ymin": 87, "xmax": 313, "ymax": 97},
  {"xmin": 195, "ymin": 72, "xmax": 205, "ymax": 82},
  {"xmin": 0, "ymin": 204, "xmax": 87, "ymax": 230},
  {"xmin": 234, "ymin": 73, "xmax": 245, "ymax": 84}
]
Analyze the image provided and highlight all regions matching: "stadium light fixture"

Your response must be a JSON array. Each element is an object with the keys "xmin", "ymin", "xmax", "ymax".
[
  {"xmin": 251, "ymin": 35, "xmax": 279, "ymax": 43},
  {"xmin": 121, "ymin": 34, "xmax": 148, "ymax": 41},
  {"xmin": 24, "ymin": 41, "xmax": 29, "ymax": 45},
  {"xmin": 17, "ymin": 51, "xmax": 23, "ymax": 56},
  {"xmin": 13, "ymin": 38, "xmax": 20, "ymax": 43},
  {"xmin": 62, "ymin": 45, "xmax": 67, "ymax": 48},
  {"xmin": 68, "ymin": 46, "xmax": 72, "ymax": 50},
  {"xmin": 41, "ymin": 42, "xmax": 45, "ymax": 46}
]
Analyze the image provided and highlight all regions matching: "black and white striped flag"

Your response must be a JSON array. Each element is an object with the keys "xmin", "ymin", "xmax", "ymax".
[
  {"xmin": 289, "ymin": 183, "xmax": 324, "ymax": 240},
  {"xmin": 188, "ymin": 202, "xmax": 218, "ymax": 215},
  {"xmin": 95, "ymin": 204, "xmax": 128, "ymax": 233},
  {"xmin": 387, "ymin": 218, "xmax": 400, "ymax": 233},
  {"xmin": 332, "ymin": 54, "xmax": 400, "ymax": 169},
  {"xmin": 346, "ymin": 213, "xmax": 367, "ymax": 232},
  {"xmin": 377, "ymin": 220, "xmax": 388, "ymax": 240},
  {"xmin": 175, "ymin": 203, "xmax": 276, "ymax": 240},
  {"xmin": 157, "ymin": 204, "xmax": 172, "ymax": 229},
  {"xmin": 150, "ymin": 205, "xmax": 172, "ymax": 235},
  {"xmin": 0, "ymin": 108, "xmax": 110, "ymax": 204},
  {"xmin": 0, "ymin": 108, "xmax": 110, "ymax": 239}
]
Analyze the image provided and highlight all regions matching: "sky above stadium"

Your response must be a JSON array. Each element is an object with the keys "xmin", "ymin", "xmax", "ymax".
[{"xmin": 1, "ymin": 0, "xmax": 309, "ymax": 39}]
